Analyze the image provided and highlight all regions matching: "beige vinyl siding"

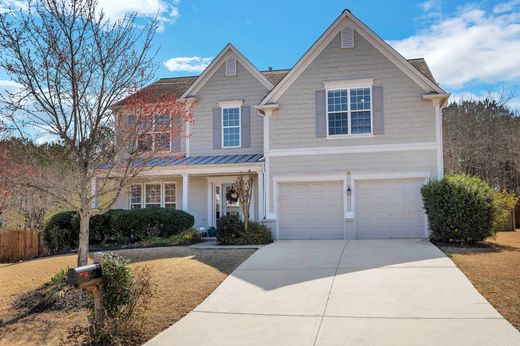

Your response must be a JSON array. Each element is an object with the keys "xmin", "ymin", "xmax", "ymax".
[
  {"xmin": 190, "ymin": 61, "xmax": 267, "ymax": 156},
  {"xmin": 188, "ymin": 176, "xmax": 209, "ymax": 227},
  {"xmin": 270, "ymin": 19, "xmax": 436, "ymax": 149},
  {"xmin": 269, "ymin": 150, "xmax": 437, "ymax": 176}
]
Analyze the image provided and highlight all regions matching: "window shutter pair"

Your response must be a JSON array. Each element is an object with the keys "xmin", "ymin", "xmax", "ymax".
[
  {"xmin": 213, "ymin": 106, "xmax": 251, "ymax": 149},
  {"xmin": 315, "ymin": 86, "xmax": 384, "ymax": 137}
]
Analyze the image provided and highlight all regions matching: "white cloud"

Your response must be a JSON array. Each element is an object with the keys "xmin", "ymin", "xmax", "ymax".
[
  {"xmin": 1, "ymin": 0, "xmax": 181, "ymax": 29},
  {"xmin": 0, "ymin": 80, "xmax": 22, "ymax": 92},
  {"xmin": 493, "ymin": 0, "xmax": 520, "ymax": 13},
  {"xmin": 389, "ymin": 3, "xmax": 520, "ymax": 88},
  {"xmin": 419, "ymin": 0, "xmax": 442, "ymax": 12},
  {"xmin": 163, "ymin": 56, "xmax": 213, "ymax": 73},
  {"xmin": 97, "ymin": 0, "xmax": 180, "ymax": 28},
  {"xmin": 0, "ymin": 0, "xmax": 28, "ymax": 13}
]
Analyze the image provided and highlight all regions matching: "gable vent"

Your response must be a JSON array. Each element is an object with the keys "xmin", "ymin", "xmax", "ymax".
[
  {"xmin": 225, "ymin": 56, "xmax": 237, "ymax": 77},
  {"xmin": 341, "ymin": 27, "xmax": 354, "ymax": 49}
]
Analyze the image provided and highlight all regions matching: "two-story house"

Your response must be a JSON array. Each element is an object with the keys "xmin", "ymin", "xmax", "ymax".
[{"xmin": 110, "ymin": 10, "xmax": 449, "ymax": 240}]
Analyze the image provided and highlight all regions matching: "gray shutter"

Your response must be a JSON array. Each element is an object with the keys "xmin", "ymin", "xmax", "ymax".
[
  {"xmin": 373, "ymin": 86, "xmax": 384, "ymax": 134},
  {"xmin": 241, "ymin": 106, "xmax": 251, "ymax": 148},
  {"xmin": 316, "ymin": 90, "xmax": 327, "ymax": 137},
  {"xmin": 213, "ymin": 108, "xmax": 222, "ymax": 149},
  {"xmin": 171, "ymin": 116, "xmax": 181, "ymax": 152}
]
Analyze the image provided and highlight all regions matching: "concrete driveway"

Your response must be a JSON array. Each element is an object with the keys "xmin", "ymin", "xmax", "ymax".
[{"xmin": 146, "ymin": 240, "xmax": 520, "ymax": 346}]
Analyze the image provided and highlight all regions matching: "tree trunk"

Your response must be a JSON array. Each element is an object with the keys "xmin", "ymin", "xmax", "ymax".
[{"xmin": 77, "ymin": 213, "xmax": 91, "ymax": 266}]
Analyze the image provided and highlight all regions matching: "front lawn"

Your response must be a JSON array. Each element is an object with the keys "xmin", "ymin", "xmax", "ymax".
[
  {"xmin": 440, "ymin": 231, "xmax": 520, "ymax": 331},
  {"xmin": 0, "ymin": 247, "xmax": 255, "ymax": 345}
]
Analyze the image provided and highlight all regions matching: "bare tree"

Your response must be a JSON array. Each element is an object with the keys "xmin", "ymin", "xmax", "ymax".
[
  {"xmin": 233, "ymin": 171, "xmax": 256, "ymax": 231},
  {"xmin": 0, "ymin": 0, "xmax": 192, "ymax": 265},
  {"xmin": 443, "ymin": 94, "xmax": 520, "ymax": 195}
]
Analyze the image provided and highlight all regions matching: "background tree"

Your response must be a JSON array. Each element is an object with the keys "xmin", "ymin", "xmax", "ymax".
[
  {"xmin": 443, "ymin": 96, "xmax": 520, "ymax": 195},
  {"xmin": 1, "ymin": 139, "xmax": 72, "ymax": 232},
  {"xmin": 233, "ymin": 171, "xmax": 256, "ymax": 231},
  {"xmin": 0, "ymin": 0, "xmax": 192, "ymax": 265}
]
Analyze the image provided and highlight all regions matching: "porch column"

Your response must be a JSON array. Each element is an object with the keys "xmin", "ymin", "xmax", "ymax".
[
  {"xmin": 258, "ymin": 170, "xmax": 265, "ymax": 220},
  {"xmin": 182, "ymin": 173, "xmax": 190, "ymax": 212}
]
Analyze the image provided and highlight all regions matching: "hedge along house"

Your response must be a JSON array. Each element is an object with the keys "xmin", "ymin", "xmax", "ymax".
[{"xmin": 101, "ymin": 10, "xmax": 449, "ymax": 240}]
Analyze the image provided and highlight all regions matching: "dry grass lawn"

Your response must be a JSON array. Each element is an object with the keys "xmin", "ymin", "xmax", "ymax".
[
  {"xmin": 441, "ymin": 231, "xmax": 520, "ymax": 331},
  {"xmin": 0, "ymin": 247, "xmax": 255, "ymax": 345}
]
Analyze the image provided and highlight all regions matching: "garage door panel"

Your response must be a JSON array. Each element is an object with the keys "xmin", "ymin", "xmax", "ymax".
[
  {"xmin": 356, "ymin": 178, "xmax": 425, "ymax": 239},
  {"xmin": 279, "ymin": 181, "xmax": 344, "ymax": 240}
]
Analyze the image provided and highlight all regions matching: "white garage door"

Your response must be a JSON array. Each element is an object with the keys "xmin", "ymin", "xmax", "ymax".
[
  {"xmin": 278, "ymin": 181, "xmax": 344, "ymax": 240},
  {"xmin": 355, "ymin": 178, "xmax": 426, "ymax": 239}
]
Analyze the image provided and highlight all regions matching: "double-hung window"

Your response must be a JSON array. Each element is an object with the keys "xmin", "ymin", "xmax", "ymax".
[
  {"xmin": 222, "ymin": 107, "xmax": 241, "ymax": 148},
  {"xmin": 136, "ymin": 115, "xmax": 172, "ymax": 151},
  {"xmin": 164, "ymin": 183, "xmax": 176, "ymax": 209},
  {"xmin": 130, "ymin": 185, "xmax": 142, "ymax": 209},
  {"xmin": 129, "ymin": 183, "xmax": 177, "ymax": 209},
  {"xmin": 145, "ymin": 184, "xmax": 161, "ymax": 208},
  {"xmin": 327, "ymin": 86, "xmax": 372, "ymax": 136}
]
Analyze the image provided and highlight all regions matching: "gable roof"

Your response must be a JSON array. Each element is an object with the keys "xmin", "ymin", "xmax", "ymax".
[
  {"xmin": 179, "ymin": 43, "xmax": 274, "ymax": 100},
  {"xmin": 407, "ymin": 58, "xmax": 436, "ymax": 83},
  {"xmin": 260, "ymin": 10, "xmax": 446, "ymax": 105}
]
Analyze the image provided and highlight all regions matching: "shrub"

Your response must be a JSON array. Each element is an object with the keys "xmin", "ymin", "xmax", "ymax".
[
  {"xmin": 43, "ymin": 208, "xmax": 195, "ymax": 252},
  {"xmin": 493, "ymin": 191, "xmax": 518, "ymax": 231},
  {"xmin": 240, "ymin": 222, "xmax": 272, "ymax": 245},
  {"xmin": 140, "ymin": 228, "xmax": 202, "ymax": 246},
  {"xmin": 89, "ymin": 210, "xmax": 122, "ymax": 245},
  {"xmin": 100, "ymin": 253, "xmax": 134, "ymax": 318},
  {"xmin": 43, "ymin": 211, "xmax": 79, "ymax": 252},
  {"xmin": 216, "ymin": 216, "xmax": 272, "ymax": 245},
  {"xmin": 421, "ymin": 174, "xmax": 497, "ymax": 244},
  {"xmin": 110, "ymin": 208, "xmax": 194, "ymax": 242},
  {"xmin": 216, "ymin": 214, "xmax": 243, "ymax": 245},
  {"xmin": 91, "ymin": 253, "xmax": 155, "ymax": 345}
]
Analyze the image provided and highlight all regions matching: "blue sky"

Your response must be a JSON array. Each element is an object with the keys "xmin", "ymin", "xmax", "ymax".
[{"xmin": 1, "ymin": 0, "xmax": 520, "ymax": 108}]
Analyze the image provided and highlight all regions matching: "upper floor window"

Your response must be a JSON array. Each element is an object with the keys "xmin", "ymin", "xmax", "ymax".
[
  {"xmin": 327, "ymin": 87, "xmax": 372, "ymax": 136},
  {"xmin": 222, "ymin": 107, "xmax": 241, "ymax": 148},
  {"xmin": 136, "ymin": 115, "xmax": 172, "ymax": 152}
]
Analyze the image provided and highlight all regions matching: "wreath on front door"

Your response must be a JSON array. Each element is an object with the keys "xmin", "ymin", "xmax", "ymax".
[{"xmin": 226, "ymin": 187, "xmax": 239, "ymax": 204}]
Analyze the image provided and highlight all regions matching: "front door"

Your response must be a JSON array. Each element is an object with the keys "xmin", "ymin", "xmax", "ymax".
[{"xmin": 214, "ymin": 183, "xmax": 243, "ymax": 226}]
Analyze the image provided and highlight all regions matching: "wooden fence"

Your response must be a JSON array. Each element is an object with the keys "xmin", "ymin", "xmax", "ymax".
[{"xmin": 0, "ymin": 230, "xmax": 39, "ymax": 263}]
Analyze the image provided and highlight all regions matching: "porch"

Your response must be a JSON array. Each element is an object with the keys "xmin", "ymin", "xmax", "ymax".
[{"xmin": 107, "ymin": 154, "xmax": 266, "ymax": 230}]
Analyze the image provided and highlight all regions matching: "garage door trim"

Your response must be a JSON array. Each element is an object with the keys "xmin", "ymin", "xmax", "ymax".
[
  {"xmin": 351, "ymin": 172, "xmax": 430, "ymax": 239},
  {"xmin": 273, "ymin": 175, "xmax": 348, "ymax": 240}
]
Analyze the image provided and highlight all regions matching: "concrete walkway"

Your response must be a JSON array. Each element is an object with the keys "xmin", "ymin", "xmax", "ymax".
[{"xmin": 146, "ymin": 240, "xmax": 520, "ymax": 346}]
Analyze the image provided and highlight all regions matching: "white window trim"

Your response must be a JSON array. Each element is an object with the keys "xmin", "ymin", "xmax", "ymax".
[
  {"xmin": 129, "ymin": 184, "xmax": 144, "ymax": 209},
  {"xmin": 325, "ymin": 85, "xmax": 374, "ymax": 138},
  {"xmin": 144, "ymin": 183, "xmax": 162, "ymax": 208},
  {"xmin": 221, "ymin": 106, "xmax": 241, "ymax": 148},
  {"xmin": 129, "ymin": 182, "xmax": 178, "ymax": 209},
  {"xmin": 323, "ymin": 78, "xmax": 373, "ymax": 90},
  {"xmin": 137, "ymin": 116, "xmax": 173, "ymax": 152},
  {"xmin": 218, "ymin": 100, "xmax": 243, "ymax": 108},
  {"xmin": 163, "ymin": 181, "xmax": 177, "ymax": 209}
]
